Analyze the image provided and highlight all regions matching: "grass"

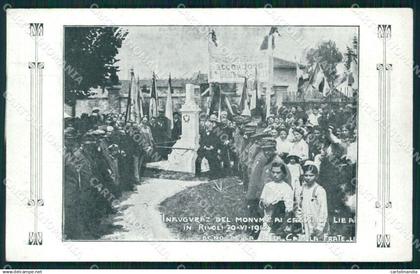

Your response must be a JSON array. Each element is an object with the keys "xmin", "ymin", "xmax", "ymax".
[{"xmin": 159, "ymin": 176, "xmax": 252, "ymax": 241}]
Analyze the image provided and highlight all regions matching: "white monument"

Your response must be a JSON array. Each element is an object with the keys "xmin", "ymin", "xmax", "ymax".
[{"xmin": 147, "ymin": 84, "xmax": 200, "ymax": 174}]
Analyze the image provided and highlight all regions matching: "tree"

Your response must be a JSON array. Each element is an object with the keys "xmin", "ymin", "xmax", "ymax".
[
  {"xmin": 306, "ymin": 40, "xmax": 343, "ymax": 85},
  {"xmin": 64, "ymin": 27, "xmax": 128, "ymax": 116}
]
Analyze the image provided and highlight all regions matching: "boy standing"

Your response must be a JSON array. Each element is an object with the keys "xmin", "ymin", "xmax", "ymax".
[{"xmin": 297, "ymin": 162, "xmax": 328, "ymax": 241}]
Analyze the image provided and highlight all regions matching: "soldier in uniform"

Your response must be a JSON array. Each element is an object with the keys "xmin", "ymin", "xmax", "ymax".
[
  {"xmin": 75, "ymin": 133, "xmax": 104, "ymax": 239},
  {"xmin": 246, "ymin": 138, "xmax": 278, "ymax": 239},
  {"xmin": 246, "ymin": 132, "xmax": 272, "ymax": 185},
  {"xmin": 64, "ymin": 128, "xmax": 83, "ymax": 239},
  {"xmin": 238, "ymin": 124, "xmax": 257, "ymax": 190}
]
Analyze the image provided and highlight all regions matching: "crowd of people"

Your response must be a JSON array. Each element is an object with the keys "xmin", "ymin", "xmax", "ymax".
[
  {"xmin": 195, "ymin": 103, "xmax": 357, "ymax": 240},
  {"xmin": 64, "ymin": 100, "xmax": 357, "ymax": 241},
  {"xmin": 64, "ymin": 107, "xmax": 181, "ymax": 239}
]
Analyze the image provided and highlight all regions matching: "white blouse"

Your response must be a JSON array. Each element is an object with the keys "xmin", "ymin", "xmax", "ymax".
[{"xmin": 260, "ymin": 181, "xmax": 293, "ymax": 212}]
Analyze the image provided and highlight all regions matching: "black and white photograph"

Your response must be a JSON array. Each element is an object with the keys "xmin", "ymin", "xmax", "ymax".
[
  {"xmin": 63, "ymin": 25, "xmax": 358, "ymax": 242},
  {"xmin": 5, "ymin": 8, "xmax": 413, "ymax": 262}
]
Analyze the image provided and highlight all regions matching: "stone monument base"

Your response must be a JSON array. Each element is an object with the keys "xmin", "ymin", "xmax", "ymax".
[{"xmin": 146, "ymin": 146, "xmax": 197, "ymax": 174}]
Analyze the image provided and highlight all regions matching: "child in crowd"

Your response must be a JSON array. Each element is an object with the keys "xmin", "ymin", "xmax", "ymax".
[
  {"xmin": 275, "ymin": 128, "xmax": 291, "ymax": 157},
  {"xmin": 286, "ymin": 154, "xmax": 303, "ymax": 202},
  {"xmin": 258, "ymin": 162, "xmax": 293, "ymax": 241},
  {"xmin": 296, "ymin": 162, "xmax": 328, "ymax": 241}
]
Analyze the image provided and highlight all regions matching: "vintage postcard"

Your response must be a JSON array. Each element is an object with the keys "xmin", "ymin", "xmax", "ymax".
[{"xmin": 5, "ymin": 8, "xmax": 413, "ymax": 261}]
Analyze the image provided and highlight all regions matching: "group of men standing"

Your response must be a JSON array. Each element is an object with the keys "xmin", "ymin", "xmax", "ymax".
[{"xmin": 63, "ymin": 107, "xmax": 182, "ymax": 239}]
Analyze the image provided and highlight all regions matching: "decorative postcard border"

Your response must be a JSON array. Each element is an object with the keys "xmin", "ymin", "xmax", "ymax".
[
  {"xmin": 376, "ymin": 24, "xmax": 392, "ymax": 248},
  {"xmin": 28, "ymin": 22, "xmax": 44, "ymax": 246}
]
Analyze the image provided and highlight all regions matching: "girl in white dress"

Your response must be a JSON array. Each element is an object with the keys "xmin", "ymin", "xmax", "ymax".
[{"xmin": 258, "ymin": 162, "xmax": 293, "ymax": 241}]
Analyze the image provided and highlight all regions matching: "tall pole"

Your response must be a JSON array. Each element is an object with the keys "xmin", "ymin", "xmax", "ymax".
[
  {"xmin": 125, "ymin": 68, "xmax": 134, "ymax": 123},
  {"xmin": 207, "ymin": 29, "xmax": 214, "ymax": 116},
  {"xmin": 266, "ymin": 34, "xmax": 273, "ymax": 118}
]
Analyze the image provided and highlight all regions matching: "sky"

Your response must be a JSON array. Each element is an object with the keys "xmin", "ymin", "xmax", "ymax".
[{"xmin": 116, "ymin": 26, "xmax": 358, "ymax": 80}]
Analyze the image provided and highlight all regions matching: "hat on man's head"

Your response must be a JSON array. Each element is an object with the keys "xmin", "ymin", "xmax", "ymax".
[
  {"xmin": 243, "ymin": 124, "xmax": 257, "ymax": 134},
  {"xmin": 250, "ymin": 132, "xmax": 271, "ymax": 140},
  {"xmin": 258, "ymin": 137, "xmax": 277, "ymax": 149},
  {"xmin": 232, "ymin": 115, "xmax": 251, "ymax": 125},
  {"xmin": 92, "ymin": 107, "xmax": 100, "ymax": 113}
]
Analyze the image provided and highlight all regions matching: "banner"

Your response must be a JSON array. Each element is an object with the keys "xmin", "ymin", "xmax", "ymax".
[{"xmin": 209, "ymin": 53, "xmax": 269, "ymax": 83}]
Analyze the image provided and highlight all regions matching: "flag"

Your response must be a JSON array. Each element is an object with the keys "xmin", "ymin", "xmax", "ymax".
[
  {"xmin": 149, "ymin": 72, "xmax": 158, "ymax": 118},
  {"xmin": 349, "ymin": 59, "xmax": 358, "ymax": 90},
  {"xmin": 125, "ymin": 69, "xmax": 135, "ymax": 123},
  {"xmin": 250, "ymin": 67, "xmax": 258, "ymax": 110},
  {"xmin": 165, "ymin": 74, "xmax": 174, "ymax": 129},
  {"xmin": 210, "ymin": 29, "xmax": 218, "ymax": 47},
  {"xmin": 224, "ymin": 96, "xmax": 234, "ymax": 116},
  {"xmin": 318, "ymin": 77, "xmax": 331, "ymax": 97},
  {"xmin": 260, "ymin": 35, "xmax": 269, "ymax": 50},
  {"xmin": 335, "ymin": 73, "xmax": 352, "ymax": 98},
  {"xmin": 251, "ymin": 67, "xmax": 264, "ymax": 118},
  {"xmin": 296, "ymin": 62, "xmax": 309, "ymax": 97},
  {"xmin": 310, "ymin": 63, "xmax": 330, "ymax": 97},
  {"xmin": 209, "ymin": 83, "xmax": 221, "ymax": 116},
  {"xmin": 260, "ymin": 27, "xmax": 280, "ymax": 50},
  {"xmin": 130, "ymin": 73, "xmax": 139, "ymax": 122},
  {"xmin": 239, "ymin": 77, "xmax": 251, "ymax": 116},
  {"xmin": 137, "ymin": 77, "xmax": 144, "ymax": 118}
]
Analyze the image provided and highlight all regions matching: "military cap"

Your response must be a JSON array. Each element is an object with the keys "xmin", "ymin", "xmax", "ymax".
[
  {"xmin": 257, "ymin": 137, "xmax": 277, "ymax": 149},
  {"xmin": 243, "ymin": 128, "xmax": 257, "ymax": 134},
  {"xmin": 250, "ymin": 132, "xmax": 271, "ymax": 140},
  {"xmin": 81, "ymin": 133, "xmax": 96, "ymax": 144}
]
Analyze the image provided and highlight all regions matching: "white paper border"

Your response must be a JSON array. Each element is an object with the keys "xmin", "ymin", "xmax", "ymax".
[{"xmin": 5, "ymin": 8, "xmax": 413, "ymax": 261}]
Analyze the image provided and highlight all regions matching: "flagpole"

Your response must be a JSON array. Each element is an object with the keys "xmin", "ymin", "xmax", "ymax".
[
  {"xmin": 208, "ymin": 29, "xmax": 214, "ymax": 116},
  {"xmin": 125, "ymin": 68, "xmax": 134, "ymax": 124},
  {"xmin": 266, "ymin": 34, "xmax": 273, "ymax": 119}
]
